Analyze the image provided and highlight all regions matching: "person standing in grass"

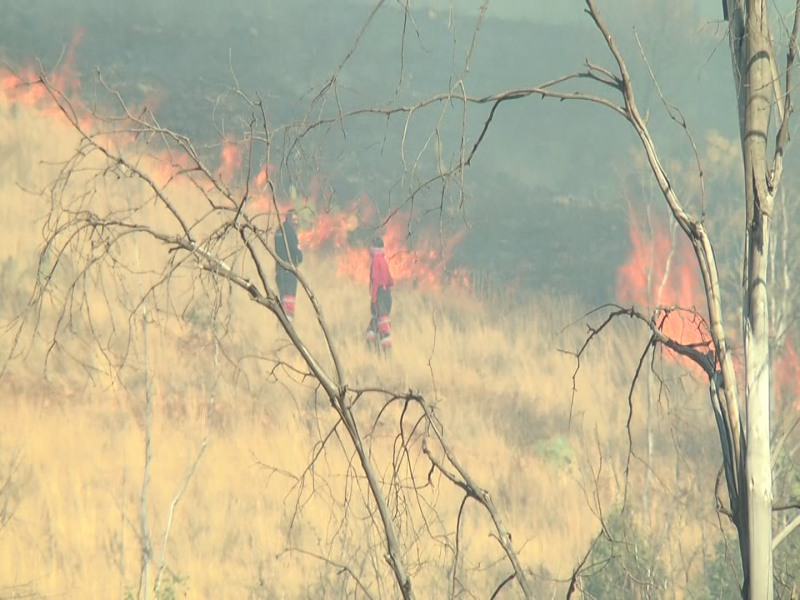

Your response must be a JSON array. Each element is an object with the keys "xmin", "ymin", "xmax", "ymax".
[
  {"xmin": 274, "ymin": 209, "xmax": 303, "ymax": 323},
  {"xmin": 365, "ymin": 236, "xmax": 395, "ymax": 354}
]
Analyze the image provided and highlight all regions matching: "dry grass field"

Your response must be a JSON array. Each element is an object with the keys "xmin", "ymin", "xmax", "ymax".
[{"xmin": 0, "ymin": 74, "xmax": 728, "ymax": 599}]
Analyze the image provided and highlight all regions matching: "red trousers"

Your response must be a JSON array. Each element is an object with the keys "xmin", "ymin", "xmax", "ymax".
[{"xmin": 366, "ymin": 287, "xmax": 392, "ymax": 351}]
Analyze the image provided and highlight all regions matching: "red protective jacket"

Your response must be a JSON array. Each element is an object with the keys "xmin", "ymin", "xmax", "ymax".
[{"xmin": 369, "ymin": 248, "xmax": 394, "ymax": 303}]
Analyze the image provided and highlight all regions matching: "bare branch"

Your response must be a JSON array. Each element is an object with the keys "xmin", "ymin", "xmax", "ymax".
[
  {"xmin": 281, "ymin": 546, "xmax": 378, "ymax": 600},
  {"xmin": 413, "ymin": 394, "xmax": 534, "ymax": 600},
  {"xmin": 771, "ymin": 0, "xmax": 800, "ymax": 188},
  {"xmin": 772, "ymin": 512, "xmax": 800, "ymax": 551}
]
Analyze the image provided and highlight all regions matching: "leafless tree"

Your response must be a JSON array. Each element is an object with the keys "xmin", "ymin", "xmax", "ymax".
[
  {"xmin": 460, "ymin": 1, "xmax": 798, "ymax": 598},
  {"xmin": 562, "ymin": 4, "xmax": 799, "ymax": 599},
  {"xmin": 0, "ymin": 55, "xmax": 564, "ymax": 598},
  {"xmin": 6, "ymin": 0, "xmax": 799, "ymax": 598},
  {"xmin": 281, "ymin": 0, "xmax": 800, "ymax": 597}
]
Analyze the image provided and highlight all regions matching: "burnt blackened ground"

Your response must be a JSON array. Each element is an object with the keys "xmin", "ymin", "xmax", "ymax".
[
  {"xmin": 1, "ymin": 0, "xmax": 632, "ymax": 306},
  {"xmin": 454, "ymin": 179, "xmax": 628, "ymax": 303}
]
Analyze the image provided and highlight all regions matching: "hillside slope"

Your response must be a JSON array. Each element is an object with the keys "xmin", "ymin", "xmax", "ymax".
[{"xmin": 0, "ymin": 79, "xmax": 727, "ymax": 599}]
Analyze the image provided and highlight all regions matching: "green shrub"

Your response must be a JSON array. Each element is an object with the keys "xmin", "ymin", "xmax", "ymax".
[
  {"xmin": 698, "ymin": 536, "xmax": 742, "ymax": 600},
  {"xmin": 697, "ymin": 528, "xmax": 798, "ymax": 600},
  {"xmin": 581, "ymin": 510, "xmax": 668, "ymax": 600},
  {"xmin": 534, "ymin": 435, "xmax": 574, "ymax": 468}
]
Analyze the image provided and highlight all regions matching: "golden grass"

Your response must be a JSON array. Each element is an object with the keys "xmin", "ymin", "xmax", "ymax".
[{"xmin": 0, "ymin": 94, "xmax": 726, "ymax": 599}]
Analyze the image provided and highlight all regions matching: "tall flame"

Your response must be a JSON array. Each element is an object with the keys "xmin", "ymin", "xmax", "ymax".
[
  {"xmin": 616, "ymin": 205, "xmax": 800, "ymax": 418},
  {"xmin": 296, "ymin": 194, "xmax": 468, "ymax": 291},
  {"xmin": 616, "ymin": 207, "xmax": 712, "ymax": 371}
]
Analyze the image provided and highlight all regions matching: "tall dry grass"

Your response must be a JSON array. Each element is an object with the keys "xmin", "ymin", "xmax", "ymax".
[{"xmin": 0, "ymin": 92, "xmax": 726, "ymax": 599}]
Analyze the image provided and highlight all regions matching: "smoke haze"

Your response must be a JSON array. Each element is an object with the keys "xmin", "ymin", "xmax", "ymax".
[{"xmin": 5, "ymin": 0, "xmax": 789, "ymax": 304}]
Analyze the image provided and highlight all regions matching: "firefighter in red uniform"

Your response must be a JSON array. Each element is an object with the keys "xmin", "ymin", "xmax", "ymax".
[{"xmin": 365, "ymin": 236, "xmax": 394, "ymax": 354}]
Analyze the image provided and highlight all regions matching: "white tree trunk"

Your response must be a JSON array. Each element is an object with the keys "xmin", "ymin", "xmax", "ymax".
[
  {"xmin": 733, "ymin": 1, "xmax": 775, "ymax": 597},
  {"xmin": 744, "ymin": 240, "xmax": 774, "ymax": 600}
]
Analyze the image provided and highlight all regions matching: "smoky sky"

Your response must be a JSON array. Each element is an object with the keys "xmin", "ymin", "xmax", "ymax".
[{"xmin": 2, "ymin": 0, "xmax": 797, "ymax": 305}]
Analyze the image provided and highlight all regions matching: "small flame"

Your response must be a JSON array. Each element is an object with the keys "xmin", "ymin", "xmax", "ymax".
[
  {"xmin": 217, "ymin": 137, "xmax": 242, "ymax": 183},
  {"xmin": 775, "ymin": 339, "xmax": 800, "ymax": 415},
  {"xmin": 1, "ymin": 30, "xmax": 86, "ymax": 125}
]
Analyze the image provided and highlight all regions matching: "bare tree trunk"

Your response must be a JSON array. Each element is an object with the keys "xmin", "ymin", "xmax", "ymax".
[
  {"xmin": 643, "ymin": 207, "xmax": 656, "ymax": 535},
  {"xmin": 643, "ymin": 212, "xmax": 678, "ymax": 536},
  {"xmin": 120, "ymin": 467, "xmax": 126, "ymax": 600},
  {"xmin": 139, "ymin": 303, "xmax": 153, "ymax": 600},
  {"xmin": 733, "ymin": 1, "xmax": 776, "ymax": 597},
  {"xmin": 338, "ymin": 405, "xmax": 417, "ymax": 600},
  {"xmin": 644, "ymin": 357, "xmax": 654, "ymax": 533},
  {"xmin": 742, "ymin": 194, "xmax": 774, "ymax": 600}
]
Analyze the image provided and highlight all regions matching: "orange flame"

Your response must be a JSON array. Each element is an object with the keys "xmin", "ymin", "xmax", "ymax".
[
  {"xmin": 775, "ymin": 339, "xmax": 800, "ymax": 415},
  {"xmin": 616, "ymin": 207, "xmax": 711, "ymax": 370},
  {"xmin": 217, "ymin": 137, "xmax": 242, "ymax": 183},
  {"xmin": 296, "ymin": 193, "xmax": 468, "ymax": 292},
  {"xmin": 4, "ymin": 35, "xmax": 472, "ymax": 297},
  {"xmin": 11, "ymin": 34, "xmax": 796, "ymax": 404},
  {"xmin": 1, "ymin": 30, "xmax": 88, "ymax": 127},
  {"xmin": 617, "ymin": 206, "xmax": 800, "ymax": 414}
]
